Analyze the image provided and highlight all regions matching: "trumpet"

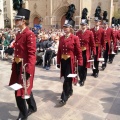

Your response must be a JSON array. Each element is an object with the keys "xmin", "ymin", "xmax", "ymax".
[
  {"xmin": 21, "ymin": 62, "xmax": 30, "ymax": 99},
  {"xmin": 74, "ymin": 56, "xmax": 80, "ymax": 86},
  {"xmin": 111, "ymin": 42, "xmax": 116, "ymax": 55}
]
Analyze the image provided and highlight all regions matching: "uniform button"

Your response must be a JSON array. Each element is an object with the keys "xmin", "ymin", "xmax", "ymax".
[
  {"xmin": 31, "ymin": 38, "xmax": 32, "ymax": 39},
  {"xmin": 17, "ymin": 55, "xmax": 18, "ymax": 57},
  {"xmin": 63, "ymin": 49, "xmax": 64, "ymax": 50},
  {"xmin": 31, "ymin": 34, "xmax": 32, "ymax": 36},
  {"xmin": 66, "ymin": 53, "xmax": 67, "ymax": 54},
  {"xmin": 63, "ymin": 45, "xmax": 64, "ymax": 47}
]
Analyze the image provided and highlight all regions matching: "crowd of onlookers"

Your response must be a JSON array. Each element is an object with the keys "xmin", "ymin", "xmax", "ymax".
[{"xmin": 0, "ymin": 27, "xmax": 65, "ymax": 70}]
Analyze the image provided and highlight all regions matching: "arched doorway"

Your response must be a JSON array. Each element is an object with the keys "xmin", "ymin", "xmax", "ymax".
[
  {"xmin": 33, "ymin": 17, "xmax": 39, "ymax": 25},
  {"xmin": 61, "ymin": 15, "xmax": 66, "ymax": 28}
]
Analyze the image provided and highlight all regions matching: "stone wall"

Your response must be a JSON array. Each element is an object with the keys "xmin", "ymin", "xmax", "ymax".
[{"xmin": 27, "ymin": 0, "xmax": 113, "ymax": 28}]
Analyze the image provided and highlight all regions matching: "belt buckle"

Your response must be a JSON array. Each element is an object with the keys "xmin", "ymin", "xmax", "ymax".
[
  {"xmin": 105, "ymin": 40, "xmax": 108, "ymax": 43},
  {"xmin": 81, "ymin": 47, "xmax": 86, "ymax": 51},
  {"xmin": 15, "ymin": 57, "xmax": 22, "ymax": 64},
  {"xmin": 61, "ymin": 54, "xmax": 70, "ymax": 60},
  {"xmin": 96, "ymin": 44, "xmax": 98, "ymax": 46}
]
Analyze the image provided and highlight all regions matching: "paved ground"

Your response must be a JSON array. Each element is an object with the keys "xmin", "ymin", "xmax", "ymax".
[{"xmin": 0, "ymin": 54, "xmax": 120, "ymax": 120}]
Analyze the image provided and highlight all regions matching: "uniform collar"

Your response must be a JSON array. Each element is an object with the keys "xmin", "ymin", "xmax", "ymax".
[
  {"xmin": 82, "ymin": 29, "xmax": 87, "ymax": 33},
  {"xmin": 65, "ymin": 33, "xmax": 71, "ymax": 38},
  {"xmin": 20, "ymin": 27, "xmax": 27, "ymax": 34},
  {"xmin": 95, "ymin": 26, "xmax": 99, "ymax": 31}
]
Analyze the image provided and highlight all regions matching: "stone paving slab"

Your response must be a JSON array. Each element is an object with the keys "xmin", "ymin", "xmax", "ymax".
[{"xmin": 0, "ymin": 53, "xmax": 120, "ymax": 120}]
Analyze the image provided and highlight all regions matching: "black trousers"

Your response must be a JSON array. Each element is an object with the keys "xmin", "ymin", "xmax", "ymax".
[
  {"xmin": 15, "ymin": 63, "xmax": 37, "ymax": 118},
  {"xmin": 79, "ymin": 51, "xmax": 87, "ymax": 82},
  {"xmin": 109, "ymin": 54, "xmax": 115, "ymax": 63},
  {"xmin": 45, "ymin": 50, "xmax": 56, "ymax": 67},
  {"xmin": 61, "ymin": 58, "xmax": 73, "ymax": 102},
  {"xmin": 15, "ymin": 92, "xmax": 37, "ymax": 118},
  {"xmin": 93, "ymin": 47, "xmax": 99, "ymax": 74},
  {"xmin": 102, "ymin": 43, "xmax": 109, "ymax": 67}
]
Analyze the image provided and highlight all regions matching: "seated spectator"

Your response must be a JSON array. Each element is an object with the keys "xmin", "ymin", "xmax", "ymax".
[
  {"xmin": 1, "ymin": 34, "xmax": 9, "ymax": 50},
  {"xmin": 44, "ymin": 35, "xmax": 59, "ymax": 70},
  {"xmin": 4, "ymin": 34, "xmax": 15, "ymax": 59},
  {"xmin": 0, "ymin": 33, "xmax": 3, "ymax": 50},
  {"xmin": 36, "ymin": 33, "xmax": 42, "ymax": 48},
  {"xmin": 36, "ymin": 34, "xmax": 49, "ymax": 65}
]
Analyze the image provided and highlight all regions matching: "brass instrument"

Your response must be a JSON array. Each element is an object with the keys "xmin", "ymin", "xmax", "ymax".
[
  {"xmin": 89, "ymin": 52, "xmax": 95, "ymax": 69},
  {"xmin": 21, "ymin": 60, "xmax": 30, "ymax": 99},
  {"xmin": 74, "ymin": 56, "xmax": 80, "ymax": 86},
  {"xmin": 111, "ymin": 42, "xmax": 116, "ymax": 55}
]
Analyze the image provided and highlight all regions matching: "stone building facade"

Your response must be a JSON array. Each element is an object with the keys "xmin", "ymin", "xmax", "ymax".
[
  {"xmin": 3, "ymin": 0, "xmax": 16, "ymax": 28},
  {"xmin": 0, "ymin": 0, "xmax": 4, "ymax": 28},
  {"xmin": 2, "ymin": 0, "xmax": 120, "ymax": 28},
  {"xmin": 24, "ymin": 0, "xmax": 115, "ymax": 28}
]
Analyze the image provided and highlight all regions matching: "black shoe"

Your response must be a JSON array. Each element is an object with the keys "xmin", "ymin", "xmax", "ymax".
[
  {"xmin": 91, "ymin": 73, "xmax": 95, "ymax": 76},
  {"xmin": 16, "ymin": 117, "xmax": 27, "ymax": 120},
  {"xmin": 68, "ymin": 91, "xmax": 73, "ymax": 98},
  {"xmin": 108, "ymin": 61, "xmax": 113, "ymax": 64},
  {"xmin": 59, "ymin": 100, "xmax": 66, "ymax": 106},
  {"xmin": 16, "ymin": 113, "xmax": 27, "ymax": 120},
  {"xmin": 102, "ymin": 66, "xmax": 105, "ymax": 70},
  {"xmin": 94, "ymin": 73, "xmax": 98, "ymax": 78},
  {"xmin": 101, "ymin": 64, "xmax": 106, "ymax": 70},
  {"xmin": 28, "ymin": 109, "xmax": 37, "ymax": 116},
  {"xmin": 79, "ymin": 81, "xmax": 85, "ymax": 86}
]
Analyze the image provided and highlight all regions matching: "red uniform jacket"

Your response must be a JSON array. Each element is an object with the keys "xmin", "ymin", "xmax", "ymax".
[
  {"xmin": 76, "ymin": 30, "xmax": 96, "ymax": 68},
  {"xmin": 113, "ymin": 29, "xmax": 118, "ymax": 52},
  {"xmin": 104, "ymin": 27, "xmax": 115, "ymax": 54},
  {"xmin": 117, "ymin": 29, "xmax": 120, "ymax": 40},
  {"xmin": 57, "ymin": 34, "xmax": 83, "ymax": 81},
  {"xmin": 9, "ymin": 27, "xmax": 36, "ymax": 97},
  {"xmin": 90, "ymin": 27, "xmax": 105, "ymax": 59}
]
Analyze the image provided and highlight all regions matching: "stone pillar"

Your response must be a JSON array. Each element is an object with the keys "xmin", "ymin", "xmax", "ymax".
[
  {"xmin": 0, "ymin": 0, "xmax": 4, "ymax": 28},
  {"xmin": 109, "ymin": 0, "xmax": 113, "ymax": 26},
  {"xmin": 79, "ymin": 0, "xmax": 83, "ymax": 29},
  {"xmin": 22, "ymin": 0, "xmax": 29, "ymax": 9},
  {"xmin": 50, "ymin": 0, "xmax": 52, "ymax": 26},
  {"xmin": 24, "ymin": 1, "xmax": 29, "ymax": 9}
]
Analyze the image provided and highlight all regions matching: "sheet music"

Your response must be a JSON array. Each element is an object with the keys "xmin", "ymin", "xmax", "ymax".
[
  {"xmin": 9, "ymin": 83, "xmax": 23, "ymax": 90},
  {"xmin": 67, "ymin": 74, "xmax": 77, "ymax": 78}
]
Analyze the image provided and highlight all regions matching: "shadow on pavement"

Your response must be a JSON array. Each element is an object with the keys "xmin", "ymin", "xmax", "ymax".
[
  {"xmin": 0, "ymin": 102, "xmax": 18, "ymax": 120},
  {"xmin": 34, "ymin": 75, "xmax": 62, "ymax": 83},
  {"xmin": 33, "ymin": 90, "xmax": 61, "ymax": 107},
  {"xmin": 100, "ymin": 82, "xmax": 120, "ymax": 116}
]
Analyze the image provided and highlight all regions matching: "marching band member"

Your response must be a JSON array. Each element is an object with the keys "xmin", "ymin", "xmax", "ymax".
[
  {"xmin": 9, "ymin": 7, "xmax": 37, "ymax": 120},
  {"xmin": 108, "ymin": 23, "xmax": 118, "ymax": 63},
  {"xmin": 90, "ymin": 17, "xmax": 105, "ymax": 78},
  {"xmin": 117, "ymin": 22, "xmax": 120, "ymax": 52},
  {"xmin": 102, "ymin": 19, "xmax": 115, "ymax": 70},
  {"xmin": 57, "ymin": 19, "xmax": 83, "ymax": 105},
  {"xmin": 76, "ymin": 10, "xmax": 96, "ymax": 86}
]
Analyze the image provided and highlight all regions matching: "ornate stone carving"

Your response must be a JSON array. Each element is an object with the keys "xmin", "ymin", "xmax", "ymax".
[{"xmin": 34, "ymin": 3, "xmax": 37, "ymax": 9}]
